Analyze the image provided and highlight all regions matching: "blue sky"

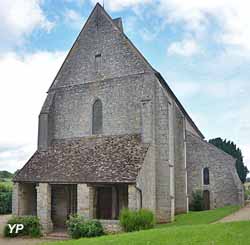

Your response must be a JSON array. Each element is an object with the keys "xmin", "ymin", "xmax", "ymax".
[{"xmin": 0, "ymin": 0, "xmax": 250, "ymax": 173}]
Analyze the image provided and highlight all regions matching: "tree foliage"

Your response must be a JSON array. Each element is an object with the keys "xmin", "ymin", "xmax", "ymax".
[
  {"xmin": 0, "ymin": 170, "xmax": 13, "ymax": 179},
  {"xmin": 189, "ymin": 190, "xmax": 204, "ymax": 211},
  {"xmin": 209, "ymin": 138, "xmax": 249, "ymax": 183}
]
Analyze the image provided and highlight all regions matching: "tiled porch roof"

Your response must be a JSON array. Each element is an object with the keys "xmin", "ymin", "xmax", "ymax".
[{"xmin": 14, "ymin": 134, "xmax": 149, "ymax": 183}]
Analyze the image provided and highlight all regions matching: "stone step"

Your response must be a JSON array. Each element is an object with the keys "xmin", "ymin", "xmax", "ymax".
[{"xmin": 46, "ymin": 231, "xmax": 69, "ymax": 240}]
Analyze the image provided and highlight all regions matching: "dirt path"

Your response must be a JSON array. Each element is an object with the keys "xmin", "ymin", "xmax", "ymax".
[
  {"xmin": 0, "ymin": 215, "xmax": 54, "ymax": 245},
  {"xmin": 217, "ymin": 203, "xmax": 250, "ymax": 223}
]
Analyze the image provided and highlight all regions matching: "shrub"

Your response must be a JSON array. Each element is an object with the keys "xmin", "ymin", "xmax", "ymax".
[
  {"xmin": 83, "ymin": 220, "xmax": 104, "ymax": 237},
  {"xmin": 190, "ymin": 190, "xmax": 204, "ymax": 211},
  {"xmin": 4, "ymin": 216, "xmax": 41, "ymax": 238},
  {"xmin": 119, "ymin": 208, "xmax": 155, "ymax": 232},
  {"xmin": 66, "ymin": 215, "xmax": 85, "ymax": 239},
  {"xmin": 0, "ymin": 182, "xmax": 12, "ymax": 192},
  {"xmin": 66, "ymin": 215, "xmax": 104, "ymax": 239},
  {"xmin": 0, "ymin": 191, "xmax": 12, "ymax": 214}
]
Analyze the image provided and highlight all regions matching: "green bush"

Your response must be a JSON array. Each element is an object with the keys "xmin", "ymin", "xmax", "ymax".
[
  {"xmin": 119, "ymin": 209, "xmax": 155, "ymax": 232},
  {"xmin": 0, "ymin": 191, "xmax": 12, "ymax": 214},
  {"xmin": 190, "ymin": 190, "xmax": 204, "ymax": 211},
  {"xmin": 66, "ymin": 215, "xmax": 104, "ymax": 239},
  {"xmin": 0, "ymin": 182, "xmax": 12, "ymax": 192},
  {"xmin": 4, "ymin": 216, "xmax": 42, "ymax": 238},
  {"xmin": 83, "ymin": 220, "xmax": 104, "ymax": 237}
]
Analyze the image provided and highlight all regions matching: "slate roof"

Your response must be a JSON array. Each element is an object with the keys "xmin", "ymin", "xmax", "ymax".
[{"xmin": 14, "ymin": 134, "xmax": 149, "ymax": 184}]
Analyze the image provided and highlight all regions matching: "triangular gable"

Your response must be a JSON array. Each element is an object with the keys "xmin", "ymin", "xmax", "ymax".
[
  {"xmin": 49, "ymin": 3, "xmax": 153, "ymax": 90},
  {"xmin": 47, "ymin": 3, "xmax": 203, "ymax": 138}
]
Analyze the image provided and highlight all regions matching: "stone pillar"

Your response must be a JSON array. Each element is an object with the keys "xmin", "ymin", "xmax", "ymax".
[
  {"xmin": 12, "ymin": 183, "xmax": 27, "ymax": 216},
  {"xmin": 12, "ymin": 182, "xmax": 20, "ymax": 215},
  {"xmin": 77, "ymin": 184, "xmax": 94, "ymax": 219},
  {"xmin": 128, "ymin": 185, "xmax": 138, "ymax": 210},
  {"xmin": 37, "ymin": 183, "xmax": 53, "ymax": 234}
]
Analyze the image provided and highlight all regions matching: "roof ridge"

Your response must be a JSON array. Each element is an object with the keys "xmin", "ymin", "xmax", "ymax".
[{"xmin": 186, "ymin": 130, "xmax": 236, "ymax": 162}]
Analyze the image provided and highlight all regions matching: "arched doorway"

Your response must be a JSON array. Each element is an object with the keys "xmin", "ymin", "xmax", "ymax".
[{"xmin": 203, "ymin": 190, "xmax": 210, "ymax": 210}]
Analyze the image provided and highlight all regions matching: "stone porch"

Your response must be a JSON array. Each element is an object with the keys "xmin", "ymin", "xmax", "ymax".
[{"xmin": 12, "ymin": 182, "xmax": 139, "ymax": 233}]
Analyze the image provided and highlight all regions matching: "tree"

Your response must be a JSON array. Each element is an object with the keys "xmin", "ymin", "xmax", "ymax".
[
  {"xmin": 0, "ymin": 171, "xmax": 13, "ymax": 179},
  {"xmin": 209, "ymin": 138, "xmax": 249, "ymax": 183}
]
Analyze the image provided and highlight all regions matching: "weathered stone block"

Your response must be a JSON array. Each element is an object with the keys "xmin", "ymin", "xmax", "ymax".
[{"xmin": 37, "ymin": 183, "xmax": 53, "ymax": 234}]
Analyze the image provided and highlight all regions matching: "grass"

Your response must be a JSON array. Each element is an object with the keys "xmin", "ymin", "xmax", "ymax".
[
  {"xmin": 158, "ymin": 205, "xmax": 240, "ymax": 228},
  {"xmin": 43, "ymin": 206, "xmax": 243, "ymax": 245},
  {"xmin": 43, "ymin": 222, "xmax": 250, "ymax": 245}
]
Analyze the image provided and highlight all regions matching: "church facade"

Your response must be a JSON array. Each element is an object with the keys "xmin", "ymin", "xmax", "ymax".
[{"xmin": 13, "ymin": 3, "xmax": 243, "ymax": 233}]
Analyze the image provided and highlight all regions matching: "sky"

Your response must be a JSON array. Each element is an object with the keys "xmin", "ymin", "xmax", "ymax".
[{"xmin": 0, "ymin": 0, "xmax": 250, "ymax": 173}]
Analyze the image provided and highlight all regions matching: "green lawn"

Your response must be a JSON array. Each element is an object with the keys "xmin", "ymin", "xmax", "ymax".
[
  {"xmin": 44, "ymin": 206, "xmax": 243, "ymax": 245},
  {"xmin": 44, "ymin": 221, "xmax": 250, "ymax": 245},
  {"xmin": 158, "ymin": 205, "xmax": 240, "ymax": 227}
]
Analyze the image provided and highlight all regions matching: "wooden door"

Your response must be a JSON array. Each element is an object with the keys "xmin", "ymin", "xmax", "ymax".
[
  {"xmin": 97, "ymin": 187, "xmax": 112, "ymax": 219},
  {"xmin": 51, "ymin": 185, "xmax": 68, "ymax": 228},
  {"xmin": 203, "ymin": 190, "xmax": 210, "ymax": 210}
]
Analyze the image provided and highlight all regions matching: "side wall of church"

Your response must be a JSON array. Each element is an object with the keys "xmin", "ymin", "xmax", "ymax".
[
  {"xmin": 186, "ymin": 131, "xmax": 244, "ymax": 208},
  {"xmin": 137, "ymin": 78, "xmax": 189, "ymax": 222}
]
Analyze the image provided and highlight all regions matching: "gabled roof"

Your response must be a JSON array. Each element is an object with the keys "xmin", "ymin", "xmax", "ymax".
[
  {"xmin": 48, "ymin": 3, "xmax": 204, "ymax": 138},
  {"xmin": 14, "ymin": 134, "xmax": 149, "ymax": 183}
]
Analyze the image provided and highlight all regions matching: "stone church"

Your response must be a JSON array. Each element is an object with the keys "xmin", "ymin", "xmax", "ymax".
[{"xmin": 13, "ymin": 3, "xmax": 243, "ymax": 233}]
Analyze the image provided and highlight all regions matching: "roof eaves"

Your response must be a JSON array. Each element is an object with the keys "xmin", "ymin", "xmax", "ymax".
[{"xmin": 155, "ymin": 71, "xmax": 204, "ymax": 139}]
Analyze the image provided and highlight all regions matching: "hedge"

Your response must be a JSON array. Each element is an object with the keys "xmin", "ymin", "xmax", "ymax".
[
  {"xmin": 0, "ymin": 182, "xmax": 12, "ymax": 214},
  {"xmin": 4, "ymin": 216, "xmax": 42, "ymax": 238}
]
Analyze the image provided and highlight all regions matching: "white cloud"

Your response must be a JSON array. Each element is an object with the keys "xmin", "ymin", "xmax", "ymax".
[
  {"xmin": 0, "ymin": 51, "xmax": 66, "ymax": 172},
  {"xmin": 64, "ymin": 9, "xmax": 86, "ymax": 29},
  {"xmin": 95, "ymin": 0, "xmax": 250, "ymax": 52},
  {"xmin": 158, "ymin": 0, "xmax": 250, "ymax": 52},
  {"xmin": 91, "ymin": 0, "xmax": 153, "ymax": 11},
  {"xmin": 170, "ymin": 79, "xmax": 250, "ymax": 100},
  {"xmin": 0, "ymin": 0, "xmax": 54, "ymax": 48},
  {"xmin": 170, "ymin": 78, "xmax": 250, "ymax": 170},
  {"xmin": 65, "ymin": 0, "xmax": 85, "ymax": 6},
  {"xmin": 168, "ymin": 39, "xmax": 201, "ymax": 56}
]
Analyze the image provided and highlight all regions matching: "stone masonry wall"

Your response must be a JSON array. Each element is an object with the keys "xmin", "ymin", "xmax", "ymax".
[
  {"xmin": 12, "ymin": 183, "xmax": 37, "ymax": 216},
  {"xmin": 174, "ymin": 105, "xmax": 188, "ymax": 214},
  {"xmin": 50, "ymin": 5, "xmax": 151, "ymax": 90},
  {"xmin": 38, "ymin": 3, "xmax": 155, "ymax": 144},
  {"xmin": 186, "ymin": 131, "xmax": 244, "ymax": 208},
  {"xmin": 137, "ymin": 145, "xmax": 156, "ymax": 212},
  {"xmin": 12, "ymin": 183, "xmax": 19, "ymax": 215},
  {"xmin": 128, "ymin": 184, "xmax": 139, "ymax": 210},
  {"xmin": 37, "ymin": 183, "xmax": 53, "ymax": 233},
  {"xmin": 77, "ymin": 184, "xmax": 94, "ymax": 219},
  {"xmin": 154, "ymin": 83, "xmax": 174, "ymax": 222},
  {"xmin": 51, "ymin": 73, "xmax": 155, "ymax": 140}
]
